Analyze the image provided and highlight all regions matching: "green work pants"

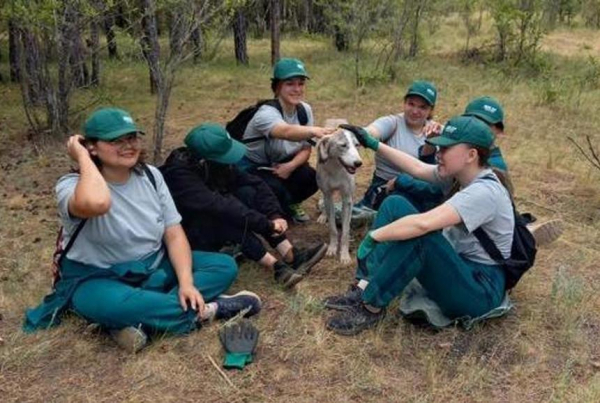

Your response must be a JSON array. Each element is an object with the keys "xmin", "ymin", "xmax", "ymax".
[{"xmin": 358, "ymin": 196, "xmax": 506, "ymax": 319}]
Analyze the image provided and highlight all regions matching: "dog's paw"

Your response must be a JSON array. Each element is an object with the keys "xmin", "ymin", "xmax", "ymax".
[
  {"xmin": 326, "ymin": 244, "xmax": 338, "ymax": 257},
  {"xmin": 317, "ymin": 213, "xmax": 328, "ymax": 225},
  {"xmin": 340, "ymin": 251, "xmax": 352, "ymax": 265}
]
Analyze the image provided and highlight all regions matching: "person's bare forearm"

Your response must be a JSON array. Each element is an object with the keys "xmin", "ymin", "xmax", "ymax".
[
  {"xmin": 164, "ymin": 225, "xmax": 194, "ymax": 287},
  {"xmin": 271, "ymin": 124, "xmax": 316, "ymax": 141},
  {"xmin": 377, "ymin": 143, "xmax": 437, "ymax": 182},
  {"xmin": 288, "ymin": 147, "xmax": 311, "ymax": 170},
  {"xmin": 371, "ymin": 203, "xmax": 462, "ymax": 242},
  {"xmin": 68, "ymin": 140, "xmax": 111, "ymax": 217}
]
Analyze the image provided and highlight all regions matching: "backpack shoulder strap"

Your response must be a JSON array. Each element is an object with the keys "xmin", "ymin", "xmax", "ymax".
[
  {"xmin": 473, "ymin": 226, "xmax": 506, "ymax": 264},
  {"xmin": 56, "ymin": 219, "xmax": 87, "ymax": 266},
  {"xmin": 297, "ymin": 103, "xmax": 309, "ymax": 126},
  {"xmin": 143, "ymin": 164, "xmax": 158, "ymax": 191}
]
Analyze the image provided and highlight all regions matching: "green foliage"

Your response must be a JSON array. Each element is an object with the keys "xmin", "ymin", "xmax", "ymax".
[{"xmin": 487, "ymin": 0, "xmax": 546, "ymax": 64}]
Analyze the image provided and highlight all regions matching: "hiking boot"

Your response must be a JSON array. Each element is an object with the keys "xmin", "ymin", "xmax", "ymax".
[
  {"xmin": 214, "ymin": 291, "xmax": 262, "ymax": 320},
  {"xmin": 274, "ymin": 261, "xmax": 304, "ymax": 289},
  {"xmin": 528, "ymin": 219, "xmax": 564, "ymax": 247},
  {"xmin": 110, "ymin": 326, "xmax": 148, "ymax": 353},
  {"xmin": 323, "ymin": 284, "xmax": 363, "ymax": 311},
  {"xmin": 291, "ymin": 243, "xmax": 327, "ymax": 275},
  {"xmin": 289, "ymin": 203, "xmax": 310, "ymax": 223},
  {"xmin": 326, "ymin": 303, "xmax": 385, "ymax": 336}
]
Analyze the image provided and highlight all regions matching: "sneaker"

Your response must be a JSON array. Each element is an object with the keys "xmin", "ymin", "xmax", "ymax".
[
  {"xmin": 528, "ymin": 219, "xmax": 564, "ymax": 247},
  {"xmin": 214, "ymin": 291, "xmax": 262, "ymax": 320},
  {"xmin": 326, "ymin": 303, "xmax": 385, "ymax": 336},
  {"xmin": 323, "ymin": 284, "xmax": 363, "ymax": 311},
  {"xmin": 291, "ymin": 243, "xmax": 328, "ymax": 275},
  {"xmin": 289, "ymin": 203, "xmax": 310, "ymax": 223},
  {"xmin": 109, "ymin": 326, "xmax": 148, "ymax": 353},
  {"xmin": 274, "ymin": 261, "xmax": 304, "ymax": 289}
]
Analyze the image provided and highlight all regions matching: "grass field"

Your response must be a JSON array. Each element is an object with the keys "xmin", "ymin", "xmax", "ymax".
[{"xmin": 1, "ymin": 19, "xmax": 600, "ymax": 402}]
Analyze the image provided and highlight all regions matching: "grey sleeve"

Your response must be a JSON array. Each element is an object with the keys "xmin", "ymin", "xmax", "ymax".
[
  {"xmin": 55, "ymin": 174, "xmax": 82, "ymax": 225},
  {"xmin": 148, "ymin": 166, "xmax": 182, "ymax": 228},
  {"xmin": 370, "ymin": 115, "xmax": 397, "ymax": 142},
  {"xmin": 446, "ymin": 182, "xmax": 498, "ymax": 233},
  {"xmin": 252, "ymin": 105, "xmax": 286, "ymax": 139}
]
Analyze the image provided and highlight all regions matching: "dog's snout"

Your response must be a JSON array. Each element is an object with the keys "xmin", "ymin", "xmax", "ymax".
[{"xmin": 354, "ymin": 160, "xmax": 363, "ymax": 168}]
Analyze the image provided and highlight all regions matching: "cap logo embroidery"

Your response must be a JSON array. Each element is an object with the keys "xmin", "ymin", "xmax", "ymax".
[
  {"xmin": 483, "ymin": 105, "xmax": 497, "ymax": 113},
  {"xmin": 445, "ymin": 125, "xmax": 457, "ymax": 134},
  {"xmin": 427, "ymin": 88, "xmax": 435, "ymax": 95},
  {"xmin": 123, "ymin": 116, "xmax": 134, "ymax": 124}
]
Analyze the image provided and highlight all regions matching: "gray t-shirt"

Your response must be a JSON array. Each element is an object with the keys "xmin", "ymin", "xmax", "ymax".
[
  {"xmin": 243, "ymin": 102, "xmax": 314, "ymax": 164},
  {"xmin": 441, "ymin": 169, "xmax": 514, "ymax": 265},
  {"xmin": 370, "ymin": 113, "xmax": 427, "ymax": 180},
  {"xmin": 56, "ymin": 165, "xmax": 182, "ymax": 268}
]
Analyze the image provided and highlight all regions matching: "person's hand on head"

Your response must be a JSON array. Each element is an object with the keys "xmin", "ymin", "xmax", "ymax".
[
  {"xmin": 67, "ymin": 134, "xmax": 91, "ymax": 162},
  {"xmin": 178, "ymin": 284, "xmax": 206, "ymax": 319}
]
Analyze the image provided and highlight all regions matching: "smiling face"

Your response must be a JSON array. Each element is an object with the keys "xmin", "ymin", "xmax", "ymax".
[
  {"xmin": 403, "ymin": 95, "xmax": 433, "ymax": 129},
  {"xmin": 88, "ymin": 133, "xmax": 142, "ymax": 170},
  {"xmin": 437, "ymin": 143, "xmax": 479, "ymax": 178},
  {"xmin": 276, "ymin": 77, "xmax": 306, "ymax": 106}
]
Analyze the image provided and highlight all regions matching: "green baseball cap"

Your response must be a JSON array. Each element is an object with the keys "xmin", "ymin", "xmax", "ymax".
[
  {"xmin": 273, "ymin": 58, "xmax": 310, "ymax": 81},
  {"xmin": 463, "ymin": 96, "xmax": 504, "ymax": 127},
  {"xmin": 184, "ymin": 123, "xmax": 246, "ymax": 164},
  {"xmin": 405, "ymin": 80, "xmax": 437, "ymax": 106},
  {"xmin": 84, "ymin": 107, "xmax": 144, "ymax": 141},
  {"xmin": 426, "ymin": 115, "xmax": 493, "ymax": 149}
]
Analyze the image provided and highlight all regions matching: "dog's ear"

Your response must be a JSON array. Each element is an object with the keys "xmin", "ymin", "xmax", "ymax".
[{"xmin": 317, "ymin": 137, "xmax": 330, "ymax": 163}]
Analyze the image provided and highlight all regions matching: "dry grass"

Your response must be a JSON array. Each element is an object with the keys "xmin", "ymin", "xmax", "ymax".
[{"xmin": 1, "ymin": 26, "xmax": 600, "ymax": 403}]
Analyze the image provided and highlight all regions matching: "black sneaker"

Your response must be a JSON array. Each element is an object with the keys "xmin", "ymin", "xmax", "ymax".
[
  {"xmin": 323, "ymin": 284, "xmax": 363, "ymax": 311},
  {"xmin": 274, "ymin": 261, "xmax": 303, "ymax": 289},
  {"xmin": 292, "ymin": 243, "xmax": 328, "ymax": 275},
  {"xmin": 326, "ymin": 303, "xmax": 385, "ymax": 336},
  {"xmin": 214, "ymin": 291, "xmax": 262, "ymax": 320}
]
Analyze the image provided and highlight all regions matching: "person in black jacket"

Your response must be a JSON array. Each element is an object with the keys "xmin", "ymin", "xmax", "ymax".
[{"xmin": 161, "ymin": 123, "xmax": 327, "ymax": 289}]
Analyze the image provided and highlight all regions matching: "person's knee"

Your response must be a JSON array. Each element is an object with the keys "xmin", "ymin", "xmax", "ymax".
[
  {"xmin": 216, "ymin": 254, "xmax": 239, "ymax": 282},
  {"xmin": 379, "ymin": 195, "xmax": 418, "ymax": 219}
]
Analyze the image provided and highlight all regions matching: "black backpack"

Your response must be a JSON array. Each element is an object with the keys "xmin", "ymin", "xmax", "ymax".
[
  {"xmin": 226, "ymin": 99, "xmax": 308, "ymax": 144},
  {"xmin": 473, "ymin": 175, "xmax": 537, "ymax": 290}
]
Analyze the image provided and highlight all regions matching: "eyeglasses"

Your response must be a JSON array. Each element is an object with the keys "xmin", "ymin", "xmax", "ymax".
[{"xmin": 107, "ymin": 134, "xmax": 140, "ymax": 149}]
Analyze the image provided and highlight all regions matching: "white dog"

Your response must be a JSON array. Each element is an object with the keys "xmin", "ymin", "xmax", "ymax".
[{"xmin": 316, "ymin": 127, "xmax": 363, "ymax": 264}]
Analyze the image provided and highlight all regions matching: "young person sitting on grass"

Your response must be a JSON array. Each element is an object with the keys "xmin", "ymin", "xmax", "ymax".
[
  {"xmin": 160, "ymin": 123, "xmax": 327, "ymax": 290},
  {"xmin": 324, "ymin": 116, "xmax": 514, "ymax": 335},
  {"xmin": 24, "ymin": 108, "xmax": 261, "ymax": 353},
  {"xmin": 238, "ymin": 57, "xmax": 335, "ymax": 223}
]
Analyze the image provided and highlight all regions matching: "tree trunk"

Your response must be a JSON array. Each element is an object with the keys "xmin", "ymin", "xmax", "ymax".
[
  {"xmin": 90, "ymin": 16, "xmax": 101, "ymax": 86},
  {"xmin": 104, "ymin": 12, "xmax": 118, "ymax": 59},
  {"xmin": 270, "ymin": 0, "xmax": 281, "ymax": 65},
  {"xmin": 408, "ymin": 2, "xmax": 425, "ymax": 58},
  {"xmin": 190, "ymin": 27, "xmax": 203, "ymax": 63},
  {"xmin": 233, "ymin": 9, "xmax": 249, "ymax": 65},
  {"xmin": 66, "ymin": 5, "xmax": 90, "ymax": 88},
  {"xmin": 9, "ymin": 20, "xmax": 21, "ymax": 83},
  {"xmin": 140, "ymin": 0, "xmax": 161, "ymax": 94}
]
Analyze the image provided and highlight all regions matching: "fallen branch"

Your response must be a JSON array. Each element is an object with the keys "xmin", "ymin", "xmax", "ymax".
[
  {"xmin": 568, "ymin": 136, "xmax": 600, "ymax": 171},
  {"xmin": 206, "ymin": 354, "xmax": 236, "ymax": 389}
]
